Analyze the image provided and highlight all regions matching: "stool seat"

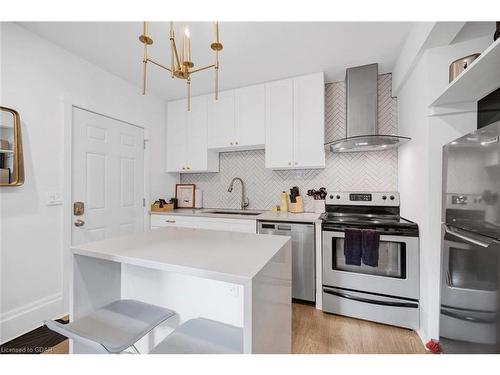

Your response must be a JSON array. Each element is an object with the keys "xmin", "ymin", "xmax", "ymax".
[
  {"xmin": 45, "ymin": 299, "xmax": 175, "ymax": 353},
  {"xmin": 151, "ymin": 318, "xmax": 243, "ymax": 354}
]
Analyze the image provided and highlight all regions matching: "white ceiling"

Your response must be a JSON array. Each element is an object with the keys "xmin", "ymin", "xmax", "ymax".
[{"xmin": 19, "ymin": 22, "xmax": 414, "ymax": 101}]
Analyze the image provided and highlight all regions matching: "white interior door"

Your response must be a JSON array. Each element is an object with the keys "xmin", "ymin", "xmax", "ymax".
[{"xmin": 72, "ymin": 107, "xmax": 144, "ymax": 246}]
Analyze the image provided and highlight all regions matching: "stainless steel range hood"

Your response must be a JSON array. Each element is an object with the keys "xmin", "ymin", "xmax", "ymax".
[{"xmin": 325, "ymin": 63, "xmax": 410, "ymax": 153}]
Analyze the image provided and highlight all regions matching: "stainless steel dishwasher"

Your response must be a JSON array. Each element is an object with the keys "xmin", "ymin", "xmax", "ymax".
[{"xmin": 258, "ymin": 221, "xmax": 315, "ymax": 302}]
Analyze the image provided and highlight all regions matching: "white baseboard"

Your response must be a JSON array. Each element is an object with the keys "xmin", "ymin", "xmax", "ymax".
[
  {"xmin": 0, "ymin": 293, "xmax": 65, "ymax": 344},
  {"xmin": 417, "ymin": 327, "xmax": 430, "ymax": 351}
]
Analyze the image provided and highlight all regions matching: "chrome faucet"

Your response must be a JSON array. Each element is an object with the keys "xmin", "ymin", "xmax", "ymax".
[{"xmin": 228, "ymin": 177, "xmax": 250, "ymax": 210}]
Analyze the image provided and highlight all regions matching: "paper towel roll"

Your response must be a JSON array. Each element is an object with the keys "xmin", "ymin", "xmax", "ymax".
[{"xmin": 194, "ymin": 189, "xmax": 203, "ymax": 208}]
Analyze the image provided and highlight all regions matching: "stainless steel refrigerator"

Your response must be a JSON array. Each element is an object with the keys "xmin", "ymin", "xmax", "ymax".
[{"xmin": 441, "ymin": 120, "xmax": 500, "ymax": 353}]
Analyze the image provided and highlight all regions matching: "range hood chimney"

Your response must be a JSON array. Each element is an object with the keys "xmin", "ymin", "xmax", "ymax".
[{"xmin": 325, "ymin": 63, "xmax": 410, "ymax": 153}]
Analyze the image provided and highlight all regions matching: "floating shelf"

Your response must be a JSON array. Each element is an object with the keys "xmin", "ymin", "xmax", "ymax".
[
  {"xmin": 0, "ymin": 149, "xmax": 14, "ymax": 154},
  {"xmin": 430, "ymin": 38, "xmax": 500, "ymax": 107}
]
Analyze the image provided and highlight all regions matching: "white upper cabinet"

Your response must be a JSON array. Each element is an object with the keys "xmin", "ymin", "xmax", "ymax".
[
  {"xmin": 168, "ymin": 72, "xmax": 324, "ymax": 173},
  {"xmin": 166, "ymin": 99, "xmax": 187, "ymax": 172},
  {"xmin": 208, "ymin": 84, "xmax": 266, "ymax": 151},
  {"xmin": 293, "ymin": 73, "xmax": 325, "ymax": 168},
  {"xmin": 207, "ymin": 90, "xmax": 235, "ymax": 149},
  {"xmin": 234, "ymin": 84, "xmax": 266, "ymax": 149},
  {"xmin": 265, "ymin": 79, "xmax": 294, "ymax": 168},
  {"xmin": 166, "ymin": 96, "xmax": 219, "ymax": 173},
  {"xmin": 265, "ymin": 72, "xmax": 325, "ymax": 170}
]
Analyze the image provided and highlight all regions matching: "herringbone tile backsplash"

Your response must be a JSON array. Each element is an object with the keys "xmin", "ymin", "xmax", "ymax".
[{"xmin": 181, "ymin": 74, "xmax": 398, "ymax": 211}]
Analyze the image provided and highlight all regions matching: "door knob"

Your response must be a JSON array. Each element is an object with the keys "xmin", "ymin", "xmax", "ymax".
[{"xmin": 74, "ymin": 219, "xmax": 85, "ymax": 227}]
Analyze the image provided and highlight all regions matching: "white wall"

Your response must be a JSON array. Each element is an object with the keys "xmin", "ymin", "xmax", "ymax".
[
  {"xmin": 397, "ymin": 31, "xmax": 492, "ymax": 343},
  {"xmin": 0, "ymin": 22, "xmax": 178, "ymax": 343}
]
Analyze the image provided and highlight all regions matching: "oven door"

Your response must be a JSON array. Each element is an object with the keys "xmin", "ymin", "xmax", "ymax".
[
  {"xmin": 322, "ymin": 229, "xmax": 419, "ymax": 300},
  {"xmin": 440, "ymin": 224, "xmax": 500, "ymax": 349},
  {"xmin": 441, "ymin": 224, "xmax": 499, "ymax": 312}
]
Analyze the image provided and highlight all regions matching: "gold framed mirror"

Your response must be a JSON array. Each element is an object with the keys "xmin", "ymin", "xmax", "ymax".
[{"xmin": 0, "ymin": 106, "xmax": 24, "ymax": 186}]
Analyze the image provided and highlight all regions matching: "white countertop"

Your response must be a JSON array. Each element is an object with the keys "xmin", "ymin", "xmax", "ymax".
[
  {"xmin": 150, "ymin": 208, "xmax": 322, "ymax": 223},
  {"xmin": 71, "ymin": 227, "xmax": 291, "ymax": 284}
]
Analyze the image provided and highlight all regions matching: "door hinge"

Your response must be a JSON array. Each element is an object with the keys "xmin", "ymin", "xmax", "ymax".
[
  {"xmin": 143, "ymin": 198, "xmax": 146, "ymax": 207},
  {"xmin": 143, "ymin": 140, "xmax": 147, "ymax": 149}
]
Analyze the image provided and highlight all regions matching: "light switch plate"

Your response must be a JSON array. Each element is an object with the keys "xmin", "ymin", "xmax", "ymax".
[{"xmin": 46, "ymin": 191, "xmax": 63, "ymax": 206}]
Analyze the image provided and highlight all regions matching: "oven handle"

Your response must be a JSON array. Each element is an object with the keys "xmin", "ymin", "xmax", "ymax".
[
  {"xmin": 323, "ymin": 287, "xmax": 418, "ymax": 308},
  {"xmin": 444, "ymin": 225, "xmax": 494, "ymax": 248},
  {"xmin": 441, "ymin": 307, "xmax": 497, "ymax": 324}
]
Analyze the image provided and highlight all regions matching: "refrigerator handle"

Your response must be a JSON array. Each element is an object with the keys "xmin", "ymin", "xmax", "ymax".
[{"xmin": 444, "ymin": 225, "xmax": 494, "ymax": 248}]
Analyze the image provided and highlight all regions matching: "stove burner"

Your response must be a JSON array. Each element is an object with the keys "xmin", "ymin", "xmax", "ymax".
[{"xmin": 321, "ymin": 192, "xmax": 419, "ymax": 236}]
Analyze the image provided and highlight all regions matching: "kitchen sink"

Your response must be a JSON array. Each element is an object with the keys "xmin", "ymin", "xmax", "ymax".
[{"xmin": 205, "ymin": 210, "xmax": 263, "ymax": 216}]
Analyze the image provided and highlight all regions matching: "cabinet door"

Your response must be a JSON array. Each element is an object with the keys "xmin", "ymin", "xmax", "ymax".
[
  {"xmin": 265, "ymin": 79, "xmax": 294, "ymax": 169},
  {"xmin": 207, "ymin": 90, "xmax": 235, "ymax": 149},
  {"xmin": 166, "ymin": 99, "xmax": 188, "ymax": 172},
  {"xmin": 187, "ymin": 95, "xmax": 208, "ymax": 172},
  {"xmin": 293, "ymin": 73, "xmax": 325, "ymax": 169},
  {"xmin": 150, "ymin": 214, "xmax": 197, "ymax": 229},
  {"xmin": 235, "ymin": 84, "xmax": 266, "ymax": 148}
]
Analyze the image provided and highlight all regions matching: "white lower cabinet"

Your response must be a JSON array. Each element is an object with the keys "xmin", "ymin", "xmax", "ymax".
[{"xmin": 150, "ymin": 214, "xmax": 257, "ymax": 233}]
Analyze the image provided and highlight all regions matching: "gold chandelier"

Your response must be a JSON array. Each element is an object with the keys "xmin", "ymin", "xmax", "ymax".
[{"xmin": 139, "ymin": 21, "xmax": 223, "ymax": 111}]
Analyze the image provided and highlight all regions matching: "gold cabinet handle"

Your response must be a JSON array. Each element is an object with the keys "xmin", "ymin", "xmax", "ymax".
[
  {"xmin": 187, "ymin": 166, "xmax": 190, "ymax": 170},
  {"xmin": 295, "ymin": 162, "xmax": 298, "ymax": 165},
  {"xmin": 182, "ymin": 167, "xmax": 186, "ymax": 170},
  {"xmin": 230, "ymin": 142, "xmax": 233, "ymax": 145},
  {"xmin": 288, "ymin": 162, "xmax": 292, "ymax": 166},
  {"xmin": 165, "ymin": 220, "xmax": 176, "ymax": 223},
  {"xmin": 235, "ymin": 141, "xmax": 239, "ymax": 145}
]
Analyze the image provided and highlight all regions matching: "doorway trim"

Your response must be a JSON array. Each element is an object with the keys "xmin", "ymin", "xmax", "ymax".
[{"xmin": 62, "ymin": 96, "xmax": 151, "ymax": 316}]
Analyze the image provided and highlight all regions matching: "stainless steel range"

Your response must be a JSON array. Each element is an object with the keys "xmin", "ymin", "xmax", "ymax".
[
  {"xmin": 440, "ymin": 117, "xmax": 500, "ymax": 353},
  {"xmin": 321, "ymin": 191, "xmax": 420, "ymax": 330}
]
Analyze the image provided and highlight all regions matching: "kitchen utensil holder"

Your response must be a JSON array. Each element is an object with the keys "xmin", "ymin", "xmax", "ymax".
[{"xmin": 289, "ymin": 196, "xmax": 304, "ymax": 213}]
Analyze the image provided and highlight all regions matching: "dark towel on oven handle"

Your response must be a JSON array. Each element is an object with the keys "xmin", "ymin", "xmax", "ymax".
[
  {"xmin": 343, "ymin": 229, "xmax": 362, "ymax": 266},
  {"xmin": 362, "ymin": 229, "xmax": 380, "ymax": 267}
]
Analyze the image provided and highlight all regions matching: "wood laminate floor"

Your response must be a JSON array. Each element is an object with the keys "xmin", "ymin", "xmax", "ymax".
[
  {"xmin": 39, "ymin": 303, "xmax": 426, "ymax": 354},
  {"xmin": 292, "ymin": 302, "xmax": 426, "ymax": 354}
]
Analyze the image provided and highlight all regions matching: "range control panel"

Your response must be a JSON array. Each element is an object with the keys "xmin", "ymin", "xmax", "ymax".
[{"xmin": 326, "ymin": 192, "xmax": 400, "ymax": 206}]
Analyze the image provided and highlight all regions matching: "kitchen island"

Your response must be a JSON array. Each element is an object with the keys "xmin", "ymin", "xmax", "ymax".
[{"xmin": 70, "ymin": 227, "xmax": 292, "ymax": 354}]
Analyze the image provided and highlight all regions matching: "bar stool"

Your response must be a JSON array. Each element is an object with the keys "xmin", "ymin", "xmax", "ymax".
[
  {"xmin": 150, "ymin": 318, "xmax": 243, "ymax": 354},
  {"xmin": 44, "ymin": 299, "xmax": 175, "ymax": 354}
]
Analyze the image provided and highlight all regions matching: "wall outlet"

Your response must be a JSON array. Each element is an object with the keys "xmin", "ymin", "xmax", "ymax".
[
  {"xmin": 46, "ymin": 191, "xmax": 63, "ymax": 206},
  {"xmin": 228, "ymin": 284, "xmax": 239, "ymax": 298}
]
